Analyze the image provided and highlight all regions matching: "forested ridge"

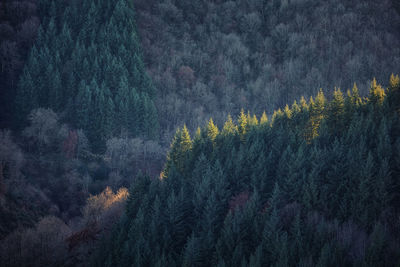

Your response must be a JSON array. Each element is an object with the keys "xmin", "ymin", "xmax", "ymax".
[
  {"xmin": 12, "ymin": 0, "xmax": 159, "ymax": 150},
  {"xmin": 133, "ymin": 0, "xmax": 400, "ymax": 137},
  {"xmin": 0, "ymin": 0, "xmax": 400, "ymax": 266},
  {"xmin": 93, "ymin": 75, "xmax": 400, "ymax": 266}
]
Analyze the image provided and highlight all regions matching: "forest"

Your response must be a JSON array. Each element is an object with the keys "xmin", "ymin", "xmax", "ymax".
[
  {"xmin": 92, "ymin": 75, "xmax": 400, "ymax": 266},
  {"xmin": 0, "ymin": 0, "xmax": 399, "ymax": 266}
]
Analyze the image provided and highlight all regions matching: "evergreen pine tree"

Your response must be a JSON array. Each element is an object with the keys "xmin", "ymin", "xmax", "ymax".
[
  {"xmin": 238, "ymin": 109, "xmax": 248, "ymax": 141},
  {"xmin": 369, "ymin": 78, "xmax": 386, "ymax": 106},
  {"xmin": 206, "ymin": 118, "xmax": 219, "ymax": 143},
  {"xmin": 221, "ymin": 115, "xmax": 238, "ymax": 136}
]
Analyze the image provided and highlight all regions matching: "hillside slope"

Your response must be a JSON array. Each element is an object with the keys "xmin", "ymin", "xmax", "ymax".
[
  {"xmin": 14, "ymin": 0, "xmax": 158, "ymax": 150},
  {"xmin": 93, "ymin": 75, "xmax": 400, "ymax": 266},
  {"xmin": 134, "ymin": 0, "xmax": 400, "ymax": 137}
]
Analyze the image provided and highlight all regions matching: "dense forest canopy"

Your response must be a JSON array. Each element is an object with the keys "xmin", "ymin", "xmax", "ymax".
[
  {"xmin": 10, "ymin": 0, "xmax": 159, "ymax": 151},
  {"xmin": 133, "ymin": 0, "xmax": 400, "ymax": 137},
  {"xmin": 1, "ymin": 0, "xmax": 399, "ymax": 143},
  {"xmin": 93, "ymin": 75, "xmax": 400, "ymax": 266},
  {"xmin": 0, "ymin": 0, "xmax": 399, "ymax": 266}
]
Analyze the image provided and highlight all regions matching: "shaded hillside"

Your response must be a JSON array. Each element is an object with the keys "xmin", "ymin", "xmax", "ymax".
[
  {"xmin": 133, "ymin": 0, "xmax": 400, "ymax": 137},
  {"xmin": 14, "ymin": 0, "xmax": 158, "ymax": 150},
  {"xmin": 0, "ymin": 0, "xmax": 40, "ymax": 128},
  {"xmin": 93, "ymin": 75, "xmax": 400, "ymax": 266}
]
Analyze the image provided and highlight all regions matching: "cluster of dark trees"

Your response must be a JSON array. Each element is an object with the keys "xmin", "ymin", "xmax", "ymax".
[
  {"xmin": 1, "ymin": 0, "xmax": 400, "ymax": 266},
  {"xmin": 14, "ymin": 0, "xmax": 158, "ymax": 151},
  {"xmin": 0, "ymin": 186, "xmax": 129, "ymax": 267},
  {"xmin": 0, "ymin": 0, "xmax": 40, "ymax": 128},
  {"xmin": 2, "ymin": 0, "xmax": 400, "ymax": 145},
  {"xmin": 93, "ymin": 75, "xmax": 400, "ymax": 266},
  {"xmin": 0, "ymin": 107, "xmax": 165, "ymax": 235},
  {"xmin": 133, "ymin": 0, "xmax": 400, "ymax": 137},
  {"xmin": 0, "ymin": 108, "xmax": 164, "ymax": 266},
  {"xmin": 0, "ymin": 1, "xmax": 164, "ymax": 262}
]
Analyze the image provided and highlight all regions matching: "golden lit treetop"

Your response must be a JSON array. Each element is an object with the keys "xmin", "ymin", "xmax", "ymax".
[
  {"xmin": 312, "ymin": 89, "xmax": 326, "ymax": 114},
  {"xmin": 300, "ymin": 96, "xmax": 309, "ymax": 111},
  {"xmin": 222, "ymin": 114, "xmax": 238, "ymax": 136},
  {"xmin": 249, "ymin": 114, "xmax": 259, "ymax": 127},
  {"xmin": 238, "ymin": 109, "xmax": 248, "ymax": 138},
  {"xmin": 291, "ymin": 100, "xmax": 301, "ymax": 115},
  {"xmin": 260, "ymin": 111, "xmax": 268, "ymax": 125},
  {"xmin": 389, "ymin": 73, "xmax": 399, "ymax": 91},
  {"xmin": 206, "ymin": 118, "xmax": 219, "ymax": 142},
  {"xmin": 283, "ymin": 104, "xmax": 292, "ymax": 119},
  {"xmin": 180, "ymin": 124, "xmax": 193, "ymax": 151},
  {"xmin": 369, "ymin": 78, "xmax": 386, "ymax": 105}
]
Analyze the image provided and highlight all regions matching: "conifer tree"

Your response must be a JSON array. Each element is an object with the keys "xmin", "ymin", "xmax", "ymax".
[
  {"xmin": 327, "ymin": 88, "xmax": 345, "ymax": 133},
  {"xmin": 387, "ymin": 73, "xmax": 400, "ymax": 110},
  {"xmin": 238, "ymin": 109, "xmax": 248, "ymax": 141},
  {"xmin": 98, "ymin": 76, "xmax": 400, "ymax": 266},
  {"xmin": 283, "ymin": 104, "xmax": 292, "ymax": 119},
  {"xmin": 15, "ymin": 0, "xmax": 159, "ymax": 149},
  {"xmin": 369, "ymin": 78, "xmax": 386, "ymax": 106},
  {"xmin": 221, "ymin": 115, "xmax": 238, "ymax": 136},
  {"xmin": 260, "ymin": 111, "xmax": 268, "ymax": 125},
  {"xmin": 206, "ymin": 118, "xmax": 219, "ymax": 143},
  {"xmin": 164, "ymin": 125, "xmax": 193, "ymax": 177}
]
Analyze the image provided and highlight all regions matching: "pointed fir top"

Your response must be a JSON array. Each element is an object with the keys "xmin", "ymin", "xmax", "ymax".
[
  {"xmin": 222, "ymin": 114, "xmax": 238, "ymax": 135},
  {"xmin": 308, "ymin": 96, "xmax": 314, "ymax": 106},
  {"xmin": 249, "ymin": 114, "xmax": 259, "ymax": 126},
  {"xmin": 181, "ymin": 124, "xmax": 192, "ymax": 148},
  {"xmin": 299, "ymin": 96, "xmax": 307, "ymax": 110},
  {"xmin": 369, "ymin": 78, "xmax": 386, "ymax": 105},
  {"xmin": 333, "ymin": 87, "xmax": 344, "ymax": 102},
  {"xmin": 290, "ymin": 101, "xmax": 299, "ymax": 116},
  {"xmin": 271, "ymin": 108, "xmax": 283, "ymax": 123},
  {"xmin": 238, "ymin": 109, "xmax": 248, "ymax": 136},
  {"xmin": 314, "ymin": 89, "xmax": 326, "ymax": 107},
  {"xmin": 347, "ymin": 83, "xmax": 362, "ymax": 106},
  {"xmin": 260, "ymin": 111, "xmax": 268, "ymax": 125},
  {"xmin": 283, "ymin": 104, "xmax": 292, "ymax": 119},
  {"xmin": 352, "ymin": 83, "xmax": 359, "ymax": 94},
  {"xmin": 371, "ymin": 77, "xmax": 378, "ymax": 89},
  {"xmin": 389, "ymin": 73, "xmax": 399, "ymax": 90},
  {"xmin": 206, "ymin": 118, "xmax": 219, "ymax": 141}
]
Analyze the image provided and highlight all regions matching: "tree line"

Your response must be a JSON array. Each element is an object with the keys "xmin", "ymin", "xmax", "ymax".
[
  {"xmin": 14, "ymin": 0, "xmax": 159, "ymax": 151},
  {"xmin": 133, "ymin": 0, "xmax": 400, "ymax": 138},
  {"xmin": 93, "ymin": 75, "xmax": 400, "ymax": 266}
]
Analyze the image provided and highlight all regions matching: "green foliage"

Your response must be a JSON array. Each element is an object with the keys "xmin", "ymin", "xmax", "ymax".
[
  {"xmin": 96, "ymin": 76, "xmax": 400, "ymax": 266},
  {"xmin": 369, "ymin": 78, "xmax": 386, "ymax": 106},
  {"xmin": 238, "ymin": 109, "xmax": 248, "ymax": 141},
  {"xmin": 206, "ymin": 118, "xmax": 219, "ymax": 143},
  {"xmin": 221, "ymin": 115, "xmax": 238, "ymax": 136},
  {"xmin": 15, "ymin": 0, "xmax": 159, "ymax": 150},
  {"xmin": 164, "ymin": 125, "xmax": 193, "ymax": 177}
]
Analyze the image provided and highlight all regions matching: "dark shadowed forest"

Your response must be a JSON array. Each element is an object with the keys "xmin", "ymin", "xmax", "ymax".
[{"xmin": 0, "ymin": 0, "xmax": 399, "ymax": 266}]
